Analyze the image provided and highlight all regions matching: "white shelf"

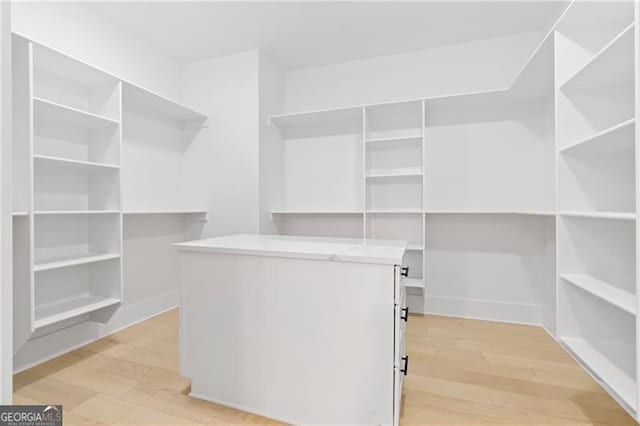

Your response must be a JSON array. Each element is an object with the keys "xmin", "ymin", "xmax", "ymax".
[
  {"xmin": 367, "ymin": 209, "xmax": 423, "ymax": 214},
  {"xmin": 123, "ymin": 209, "xmax": 207, "ymax": 215},
  {"xmin": 268, "ymin": 105, "xmax": 362, "ymax": 130},
  {"xmin": 33, "ymin": 154, "xmax": 120, "ymax": 172},
  {"xmin": 560, "ymin": 23, "xmax": 635, "ymax": 90},
  {"xmin": 34, "ymin": 295, "xmax": 121, "ymax": 330},
  {"xmin": 12, "ymin": 212, "xmax": 28, "ymax": 217},
  {"xmin": 406, "ymin": 244, "xmax": 423, "ymax": 251},
  {"xmin": 426, "ymin": 210, "xmax": 555, "ymax": 216},
  {"xmin": 34, "ymin": 210, "xmax": 120, "ymax": 215},
  {"xmin": 34, "ymin": 253, "xmax": 120, "ymax": 273},
  {"xmin": 560, "ymin": 211, "xmax": 635, "ymax": 221},
  {"xmin": 33, "ymin": 96, "xmax": 119, "ymax": 128},
  {"xmin": 366, "ymin": 169, "xmax": 423, "ymax": 179},
  {"xmin": 122, "ymin": 82, "xmax": 207, "ymax": 123},
  {"xmin": 365, "ymin": 135, "xmax": 422, "ymax": 144},
  {"xmin": 404, "ymin": 278, "xmax": 425, "ymax": 293},
  {"xmin": 271, "ymin": 210, "xmax": 363, "ymax": 215},
  {"xmin": 561, "ymin": 273, "xmax": 635, "ymax": 315},
  {"xmin": 560, "ymin": 119, "xmax": 635, "ymax": 154},
  {"xmin": 561, "ymin": 337, "xmax": 636, "ymax": 410}
]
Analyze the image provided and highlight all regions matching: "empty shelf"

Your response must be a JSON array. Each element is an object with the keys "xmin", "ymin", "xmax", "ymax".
[
  {"xmin": 404, "ymin": 278, "xmax": 425, "ymax": 295},
  {"xmin": 365, "ymin": 135, "xmax": 422, "ymax": 144},
  {"xmin": 560, "ymin": 119, "xmax": 635, "ymax": 154},
  {"xmin": 33, "ymin": 97, "xmax": 119, "ymax": 128},
  {"xmin": 34, "ymin": 210, "xmax": 120, "ymax": 215},
  {"xmin": 367, "ymin": 209, "xmax": 423, "ymax": 214},
  {"xmin": 34, "ymin": 253, "xmax": 120, "ymax": 272},
  {"xmin": 35, "ymin": 295, "xmax": 120, "ymax": 329},
  {"xmin": 561, "ymin": 337, "xmax": 636, "ymax": 410},
  {"xmin": 366, "ymin": 169, "xmax": 423, "ymax": 179},
  {"xmin": 34, "ymin": 154, "xmax": 120, "ymax": 171},
  {"xmin": 124, "ymin": 209, "xmax": 207, "ymax": 215},
  {"xmin": 12, "ymin": 212, "xmax": 28, "ymax": 217},
  {"xmin": 560, "ymin": 211, "xmax": 635, "ymax": 221},
  {"xmin": 123, "ymin": 82, "xmax": 207, "ymax": 123},
  {"xmin": 270, "ymin": 210, "xmax": 363, "ymax": 215},
  {"xmin": 426, "ymin": 210, "xmax": 555, "ymax": 216},
  {"xmin": 561, "ymin": 273, "xmax": 635, "ymax": 315},
  {"xmin": 406, "ymin": 244, "xmax": 423, "ymax": 251},
  {"xmin": 268, "ymin": 106, "xmax": 362, "ymax": 131},
  {"xmin": 560, "ymin": 23, "xmax": 634, "ymax": 90}
]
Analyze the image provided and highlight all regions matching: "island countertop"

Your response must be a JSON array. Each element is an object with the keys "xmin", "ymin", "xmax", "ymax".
[{"xmin": 174, "ymin": 233, "xmax": 407, "ymax": 265}]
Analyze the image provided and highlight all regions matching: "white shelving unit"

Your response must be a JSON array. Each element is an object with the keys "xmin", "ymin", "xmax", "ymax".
[
  {"xmin": 556, "ymin": 0, "xmax": 638, "ymax": 416},
  {"xmin": 263, "ymin": 1, "xmax": 640, "ymax": 419},
  {"xmin": 11, "ymin": 34, "xmax": 210, "ymax": 347}
]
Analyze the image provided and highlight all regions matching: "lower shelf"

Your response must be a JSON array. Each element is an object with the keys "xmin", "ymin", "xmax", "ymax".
[
  {"xmin": 561, "ymin": 337, "xmax": 637, "ymax": 410},
  {"xmin": 404, "ymin": 278, "xmax": 425, "ymax": 295},
  {"xmin": 34, "ymin": 295, "xmax": 120, "ymax": 330},
  {"xmin": 561, "ymin": 274, "xmax": 635, "ymax": 315}
]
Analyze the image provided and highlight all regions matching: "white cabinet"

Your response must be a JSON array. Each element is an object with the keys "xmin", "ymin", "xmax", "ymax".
[{"xmin": 176, "ymin": 234, "xmax": 409, "ymax": 425}]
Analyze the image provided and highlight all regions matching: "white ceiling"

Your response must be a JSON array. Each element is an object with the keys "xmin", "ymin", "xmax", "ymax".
[{"xmin": 88, "ymin": 1, "xmax": 564, "ymax": 70}]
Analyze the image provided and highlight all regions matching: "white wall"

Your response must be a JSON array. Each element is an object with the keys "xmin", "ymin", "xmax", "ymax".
[
  {"xmin": 284, "ymin": 31, "xmax": 543, "ymax": 112},
  {"xmin": 11, "ymin": 1, "xmax": 181, "ymax": 99},
  {"xmin": 0, "ymin": 0, "xmax": 12, "ymax": 403},
  {"xmin": 179, "ymin": 50, "xmax": 262, "ymax": 237}
]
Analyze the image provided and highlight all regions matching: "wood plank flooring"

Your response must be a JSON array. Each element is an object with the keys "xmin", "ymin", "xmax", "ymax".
[{"xmin": 13, "ymin": 310, "xmax": 637, "ymax": 425}]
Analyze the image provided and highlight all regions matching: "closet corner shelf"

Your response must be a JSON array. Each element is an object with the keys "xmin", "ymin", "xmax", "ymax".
[
  {"xmin": 406, "ymin": 244, "xmax": 423, "ymax": 251},
  {"xmin": 33, "ymin": 154, "xmax": 120, "ymax": 171},
  {"xmin": 559, "ymin": 23, "xmax": 634, "ymax": 91},
  {"xmin": 34, "ymin": 296, "xmax": 121, "ymax": 330},
  {"xmin": 34, "ymin": 253, "xmax": 121, "ymax": 273},
  {"xmin": 560, "ymin": 211, "xmax": 635, "ymax": 221},
  {"xmin": 560, "ymin": 337, "xmax": 636, "ymax": 410},
  {"xmin": 559, "ymin": 119, "xmax": 635, "ymax": 154},
  {"xmin": 33, "ymin": 96, "xmax": 119, "ymax": 129},
  {"xmin": 561, "ymin": 273, "xmax": 635, "ymax": 315},
  {"xmin": 268, "ymin": 105, "xmax": 362, "ymax": 130},
  {"xmin": 122, "ymin": 83, "xmax": 208, "ymax": 123}
]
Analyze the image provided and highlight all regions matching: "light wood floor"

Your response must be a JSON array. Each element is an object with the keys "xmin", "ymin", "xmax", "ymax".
[{"xmin": 14, "ymin": 309, "xmax": 637, "ymax": 425}]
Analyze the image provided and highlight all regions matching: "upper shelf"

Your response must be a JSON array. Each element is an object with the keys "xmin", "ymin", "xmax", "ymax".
[
  {"xmin": 560, "ymin": 119, "xmax": 635, "ymax": 154},
  {"xmin": 268, "ymin": 105, "xmax": 363, "ymax": 134},
  {"xmin": 122, "ymin": 83, "xmax": 208, "ymax": 124},
  {"xmin": 560, "ymin": 23, "xmax": 635, "ymax": 91},
  {"xmin": 33, "ymin": 97, "xmax": 119, "ymax": 129}
]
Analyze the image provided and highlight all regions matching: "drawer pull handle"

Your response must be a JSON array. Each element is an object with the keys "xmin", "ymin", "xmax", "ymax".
[
  {"xmin": 401, "ymin": 356, "xmax": 409, "ymax": 376},
  {"xmin": 401, "ymin": 266, "xmax": 409, "ymax": 277},
  {"xmin": 401, "ymin": 307, "xmax": 409, "ymax": 322}
]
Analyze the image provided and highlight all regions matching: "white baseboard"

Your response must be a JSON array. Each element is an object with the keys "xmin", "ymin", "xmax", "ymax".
[
  {"xmin": 411, "ymin": 294, "xmax": 543, "ymax": 326},
  {"xmin": 13, "ymin": 290, "xmax": 180, "ymax": 373}
]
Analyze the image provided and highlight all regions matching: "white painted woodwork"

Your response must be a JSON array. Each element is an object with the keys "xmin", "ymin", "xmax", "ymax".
[{"xmin": 176, "ymin": 234, "xmax": 407, "ymax": 425}]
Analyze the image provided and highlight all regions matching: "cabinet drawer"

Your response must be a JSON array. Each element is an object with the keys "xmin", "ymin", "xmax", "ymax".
[{"xmin": 393, "ymin": 340, "xmax": 408, "ymax": 426}]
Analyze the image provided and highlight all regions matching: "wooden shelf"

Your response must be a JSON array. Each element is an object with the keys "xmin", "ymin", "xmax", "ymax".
[
  {"xmin": 561, "ymin": 337, "xmax": 636, "ymax": 410},
  {"xmin": 560, "ymin": 23, "xmax": 635, "ymax": 90},
  {"xmin": 122, "ymin": 83, "xmax": 207, "ymax": 123},
  {"xmin": 561, "ymin": 273, "xmax": 635, "ymax": 315},
  {"xmin": 34, "ymin": 295, "xmax": 120, "ymax": 330},
  {"xmin": 34, "ymin": 210, "xmax": 120, "ymax": 215},
  {"xmin": 33, "ymin": 97, "xmax": 119, "ymax": 128},
  {"xmin": 560, "ymin": 119, "xmax": 635, "ymax": 154},
  {"xmin": 560, "ymin": 211, "xmax": 635, "ymax": 221},
  {"xmin": 34, "ymin": 253, "xmax": 120, "ymax": 273},
  {"xmin": 34, "ymin": 154, "xmax": 120, "ymax": 172}
]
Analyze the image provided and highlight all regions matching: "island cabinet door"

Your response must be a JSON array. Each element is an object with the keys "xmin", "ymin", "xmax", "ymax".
[{"xmin": 393, "ymin": 264, "xmax": 408, "ymax": 426}]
